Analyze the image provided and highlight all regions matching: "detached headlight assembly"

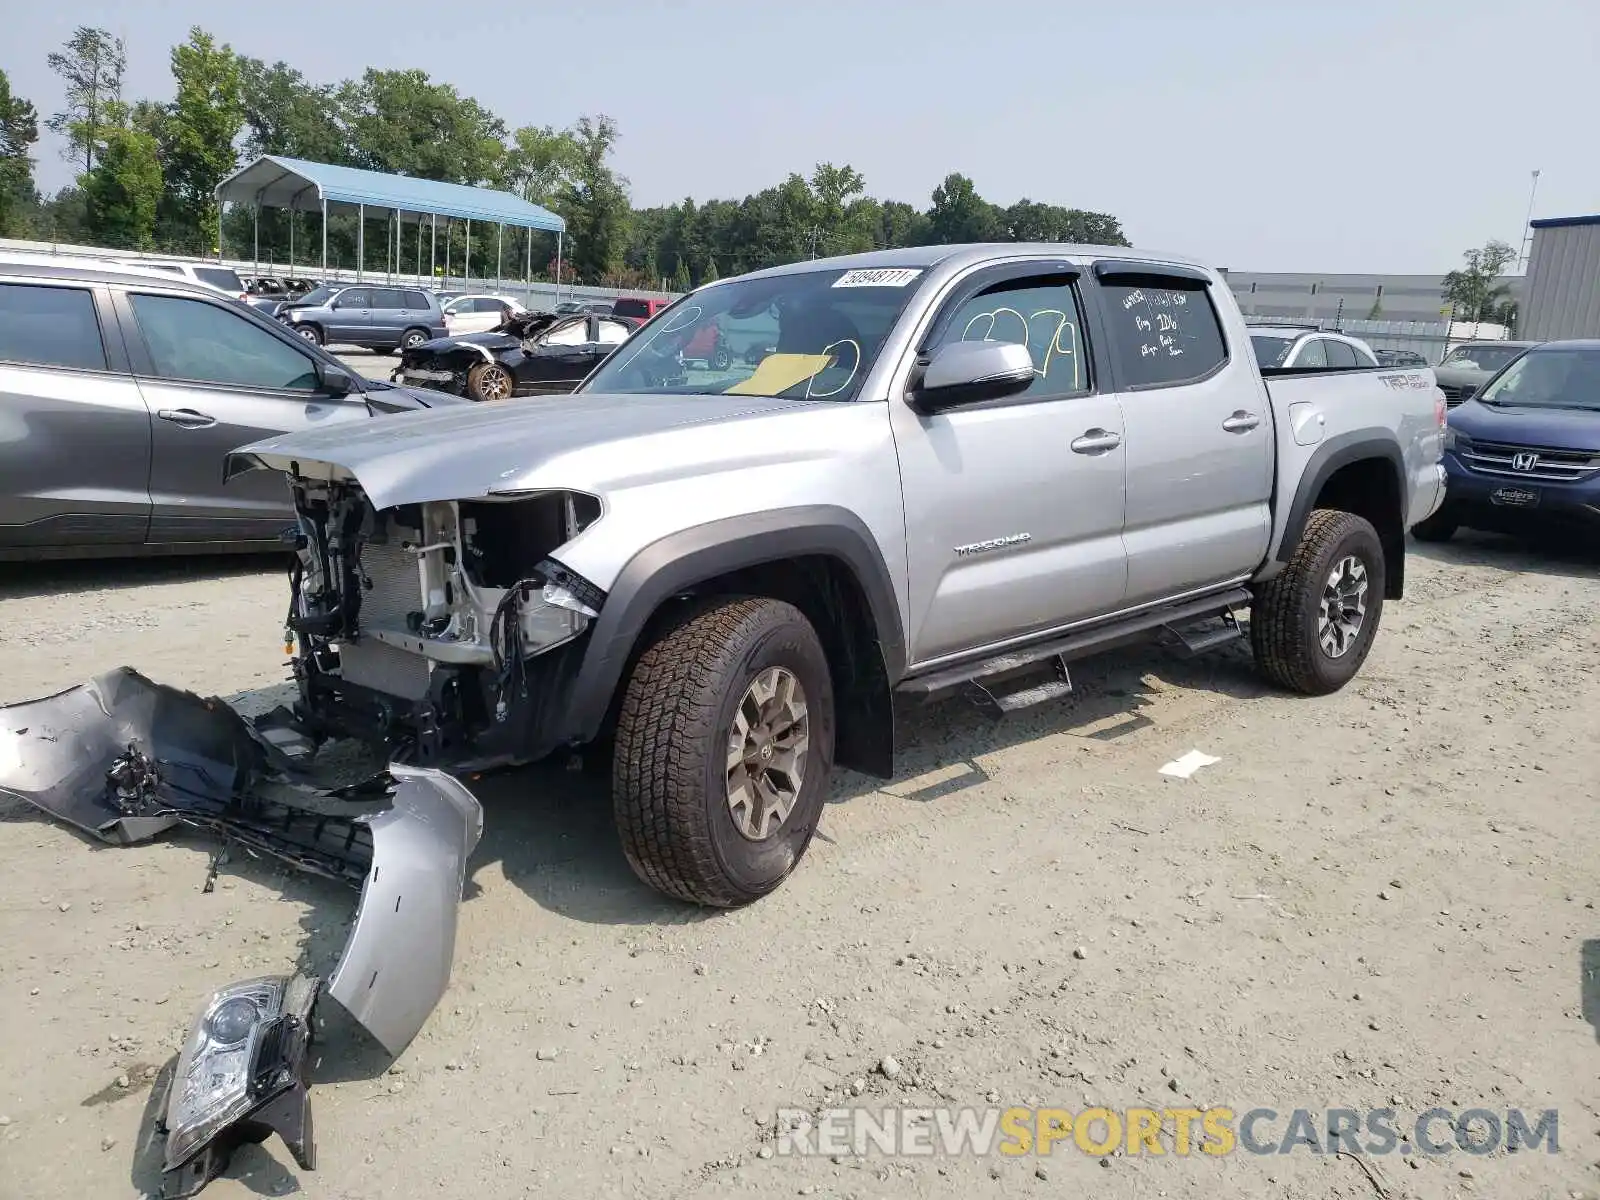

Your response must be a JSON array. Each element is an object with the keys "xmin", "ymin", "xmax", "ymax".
[{"xmin": 161, "ymin": 974, "xmax": 319, "ymax": 1199}]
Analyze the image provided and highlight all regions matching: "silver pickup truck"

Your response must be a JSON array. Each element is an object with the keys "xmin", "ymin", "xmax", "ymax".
[{"xmin": 221, "ymin": 243, "xmax": 1447, "ymax": 909}]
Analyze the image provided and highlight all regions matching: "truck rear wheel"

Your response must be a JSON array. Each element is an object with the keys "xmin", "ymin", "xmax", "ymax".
[
  {"xmin": 1251, "ymin": 508, "xmax": 1386, "ymax": 695},
  {"xmin": 612, "ymin": 596, "xmax": 836, "ymax": 907}
]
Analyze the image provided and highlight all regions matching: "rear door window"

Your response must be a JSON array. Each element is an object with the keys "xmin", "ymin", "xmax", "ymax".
[
  {"xmin": 596, "ymin": 318, "xmax": 633, "ymax": 346},
  {"xmin": 0, "ymin": 282, "xmax": 108, "ymax": 371},
  {"xmin": 1098, "ymin": 277, "xmax": 1229, "ymax": 389},
  {"xmin": 1324, "ymin": 339, "xmax": 1357, "ymax": 368},
  {"xmin": 1295, "ymin": 339, "xmax": 1328, "ymax": 368},
  {"xmin": 368, "ymin": 289, "xmax": 406, "ymax": 310},
  {"xmin": 402, "ymin": 290, "xmax": 431, "ymax": 309}
]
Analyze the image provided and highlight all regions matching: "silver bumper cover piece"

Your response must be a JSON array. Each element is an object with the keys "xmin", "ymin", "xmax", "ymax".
[{"xmin": 0, "ymin": 667, "xmax": 484, "ymax": 1193}]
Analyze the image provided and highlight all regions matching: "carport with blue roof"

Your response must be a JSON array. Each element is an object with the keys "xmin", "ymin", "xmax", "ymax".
[{"xmin": 214, "ymin": 154, "xmax": 568, "ymax": 290}]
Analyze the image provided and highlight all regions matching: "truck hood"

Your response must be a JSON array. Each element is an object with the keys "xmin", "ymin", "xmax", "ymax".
[
  {"xmin": 228, "ymin": 392, "xmax": 817, "ymax": 510},
  {"xmin": 1449, "ymin": 399, "xmax": 1600, "ymax": 451}
]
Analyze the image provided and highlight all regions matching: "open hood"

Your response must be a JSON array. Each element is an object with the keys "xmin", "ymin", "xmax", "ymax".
[{"xmin": 225, "ymin": 392, "xmax": 812, "ymax": 510}]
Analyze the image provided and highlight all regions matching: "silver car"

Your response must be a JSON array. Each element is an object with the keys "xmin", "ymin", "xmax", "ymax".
[{"xmin": 0, "ymin": 258, "xmax": 465, "ymax": 561}]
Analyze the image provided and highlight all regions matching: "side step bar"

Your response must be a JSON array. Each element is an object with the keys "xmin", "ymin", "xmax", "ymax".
[{"xmin": 897, "ymin": 587, "xmax": 1253, "ymax": 710}]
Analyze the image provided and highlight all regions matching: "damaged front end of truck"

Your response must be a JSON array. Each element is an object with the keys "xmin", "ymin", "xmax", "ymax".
[
  {"xmin": 0, "ymin": 668, "xmax": 482, "ymax": 1196},
  {"xmin": 258, "ymin": 458, "xmax": 609, "ymax": 775}
]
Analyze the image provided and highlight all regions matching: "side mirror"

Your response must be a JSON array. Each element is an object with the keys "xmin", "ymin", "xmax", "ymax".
[
  {"xmin": 316, "ymin": 361, "xmax": 355, "ymax": 397},
  {"xmin": 908, "ymin": 341, "xmax": 1036, "ymax": 413}
]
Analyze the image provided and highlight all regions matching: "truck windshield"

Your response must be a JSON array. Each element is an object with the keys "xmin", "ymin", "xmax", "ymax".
[
  {"xmin": 1477, "ymin": 346, "xmax": 1600, "ymax": 411},
  {"xmin": 580, "ymin": 266, "xmax": 929, "ymax": 401}
]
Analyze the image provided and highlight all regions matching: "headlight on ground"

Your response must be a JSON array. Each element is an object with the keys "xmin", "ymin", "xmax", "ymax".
[{"xmin": 162, "ymin": 973, "xmax": 319, "ymax": 1197}]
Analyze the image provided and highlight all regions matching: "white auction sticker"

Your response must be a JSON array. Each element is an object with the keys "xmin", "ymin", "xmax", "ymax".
[{"xmin": 832, "ymin": 268, "xmax": 923, "ymax": 288}]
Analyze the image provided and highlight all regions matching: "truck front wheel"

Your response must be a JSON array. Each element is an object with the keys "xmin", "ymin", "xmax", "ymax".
[
  {"xmin": 612, "ymin": 596, "xmax": 836, "ymax": 907},
  {"xmin": 1251, "ymin": 508, "xmax": 1386, "ymax": 695}
]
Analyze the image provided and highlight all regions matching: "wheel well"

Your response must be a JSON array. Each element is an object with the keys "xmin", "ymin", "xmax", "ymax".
[
  {"xmin": 1312, "ymin": 458, "xmax": 1405, "ymax": 599},
  {"xmin": 613, "ymin": 555, "xmax": 894, "ymax": 779}
]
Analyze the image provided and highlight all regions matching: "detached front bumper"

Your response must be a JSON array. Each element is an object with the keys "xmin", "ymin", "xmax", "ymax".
[{"xmin": 0, "ymin": 667, "xmax": 484, "ymax": 1194}]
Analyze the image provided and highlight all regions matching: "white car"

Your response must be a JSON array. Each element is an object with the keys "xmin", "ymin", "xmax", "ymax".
[
  {"xmin": 1247, "ymin": 325, "xmax": 1380, "ymax": 370},
  {"xmin": 441, "ymin": 294, "xmax": 527, "ymax": 335}
]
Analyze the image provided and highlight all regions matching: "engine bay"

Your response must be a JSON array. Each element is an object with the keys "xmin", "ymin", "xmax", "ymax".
[{"xmin": 285, "ymin": 479, "xmax": 606, "ymax": 769}]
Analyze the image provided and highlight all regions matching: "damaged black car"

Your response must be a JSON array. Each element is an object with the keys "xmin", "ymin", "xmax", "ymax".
[{"xmin": 393, "ymin": 310, "xmax": 640, "ymax": 402}]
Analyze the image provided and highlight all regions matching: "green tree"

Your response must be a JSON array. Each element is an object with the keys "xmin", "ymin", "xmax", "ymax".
[
  {"xmin": 498, "ymin": 124, "xmax": 580, "ymax": 203},
  {"xmin": 1441, "ymin": 239, "xmax": 1517, "ymax": 322},
  {"xmin": 82, "ymin": 105, "xmax": 162, "ymax": 248},
  {"xmin": 0, "ymin": 69, "xmax": 40, "ymax": 236},
  {"xmin": 161, "ymin": 27, "xmax": 244, "ymax": 252},
  {"xmin": 45, "ymin": 26, "xmax": 125, "ymax": 177},
  {"xmin": 555, "ymin": 115, "xmax": 630, "ymax": 282},
  {"xmin": 237, "ymin": 59, "xmax": 347, "ymax": 162},
  {"xmin": 1000, "ymin": 199, "xmax": 1128, "ymax": 246},
  {"xmin": 876, "ymin": 199, "xmax": 932, "ymax": 249},
  {"xmin": 927, "ymin": 172, "xmax": 999, "ymax": 243},
  {"xmin": 337, "ymin": 68, "xmax": 505, "ymax": 183},
  {"xmin": 672, "ymin": 254, "xmax": 691, "ymax": 292}
]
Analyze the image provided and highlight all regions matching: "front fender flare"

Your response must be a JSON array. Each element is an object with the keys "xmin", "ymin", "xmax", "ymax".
[{"xmin": 556, "ymin": 506, "xmax": 906, "ymax": 747}]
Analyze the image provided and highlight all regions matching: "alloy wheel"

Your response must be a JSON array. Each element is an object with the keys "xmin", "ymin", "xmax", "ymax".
[
  {"xmin": 725, "ymin": 666, "xmax": 810, "ymax": 841},
  {"xmin": 1319, "ymin": 555, "xmax": 1369, "ymax": 658}
]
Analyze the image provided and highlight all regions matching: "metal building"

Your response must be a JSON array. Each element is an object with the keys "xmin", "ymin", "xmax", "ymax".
[{"xmin": 1519, "ymin": 214, "xmax": 1600, "ymax": 340}]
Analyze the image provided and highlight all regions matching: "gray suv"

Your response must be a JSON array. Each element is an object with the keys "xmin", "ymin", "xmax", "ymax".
[
  {"xmin": 278, "ymin": 285, "xmax": 448, "ymax": 351},
  {"xmin": 0, "ymin": 259, "xmax": 464, "ymax": 561}
]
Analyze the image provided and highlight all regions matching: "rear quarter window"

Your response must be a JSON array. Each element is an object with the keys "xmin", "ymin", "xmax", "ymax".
[
  {"xmin": 1099, "ymin": 279, "xmax": 1228, "ymax": 388},
  {"xmin": 194, "ymin": 267, "xmax": 245, "ymax": 292},
  {"xmin": 0, "ymin": 282, "xmax": 108, "ymax": 371}
]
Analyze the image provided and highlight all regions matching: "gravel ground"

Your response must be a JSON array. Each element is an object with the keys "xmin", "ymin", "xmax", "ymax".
[{"xmin": 2, "ymin": 533, "xmax": 1598, "ymax": 1200}]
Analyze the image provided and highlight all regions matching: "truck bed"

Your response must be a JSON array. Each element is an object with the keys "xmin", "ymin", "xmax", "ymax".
[{"xmin": 1261, "ymin": 364, "xmax": 1447, "ymax": 555}]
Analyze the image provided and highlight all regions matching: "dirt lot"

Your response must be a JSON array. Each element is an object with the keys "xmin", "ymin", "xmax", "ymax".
[{"xmin": 2, "ymin": 534, "xmax": 1598, "ymax": 1200}]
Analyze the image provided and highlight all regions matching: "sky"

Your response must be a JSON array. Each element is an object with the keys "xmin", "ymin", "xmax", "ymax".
[{"xmin": 4, "ymin": 0, "xmax": 1595, "ymax": 274}]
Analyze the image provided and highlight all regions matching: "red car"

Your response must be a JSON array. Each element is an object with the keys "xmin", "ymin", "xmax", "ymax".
[
  {"xmin": 680, "ymin": 321, "xmax": 733, "ymax": 370},
  {"xmin": 612, "ymin": 296, "xmax": 672, "ymax": 321}
]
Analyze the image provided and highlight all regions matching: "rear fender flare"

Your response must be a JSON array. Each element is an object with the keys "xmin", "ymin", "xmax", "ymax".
[
  {"xmin": 557, "ymin": 507, "xmax": 906, "ymax": 747},
  {"xmin": 1272, "ymin": 432, "xmax": 1407, "ymax": 595}
]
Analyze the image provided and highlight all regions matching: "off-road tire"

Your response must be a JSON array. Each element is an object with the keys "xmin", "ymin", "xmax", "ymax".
[
  {"xmin": 1409, "ymin": 508, "xmax": 1458, "ymax": 543},
  {"xmin": 612, "ymin": 596, "xmax": 836, "ymax": 907},
  {"xmin": 1251, "ymin": 508, "xmax": 1386, "ymax": 695}
]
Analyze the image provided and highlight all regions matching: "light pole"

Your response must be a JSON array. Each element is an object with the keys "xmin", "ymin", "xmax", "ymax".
[{"xmin": 1518, "ymin": 169, "xmax": 1541, "ymax": 271}]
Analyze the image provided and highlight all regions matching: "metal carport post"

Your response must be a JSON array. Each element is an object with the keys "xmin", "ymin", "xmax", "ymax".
[
  {"xmin": 357, "ymin": 203, "xmax": 365, "ymax": 282},
  {"xmin": 430, "ymin": 214, "xmax": 437, "ymax": 284},
  {"xmin": 496, "ymin": 223, "xmax": 503, "ymax": 292},
  {"xmin": 556, "ymin": 231, "xmax": 563, "ymax": 304}
]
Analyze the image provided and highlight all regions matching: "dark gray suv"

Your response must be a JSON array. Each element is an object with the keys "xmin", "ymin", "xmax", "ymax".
[
  {"xmin": 278, "ymin": 284, "xmax": 448, "ymax": 351},
  {"xmin": 0, "ymin": 259, "xmax": 465, "ymax": 561}
]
